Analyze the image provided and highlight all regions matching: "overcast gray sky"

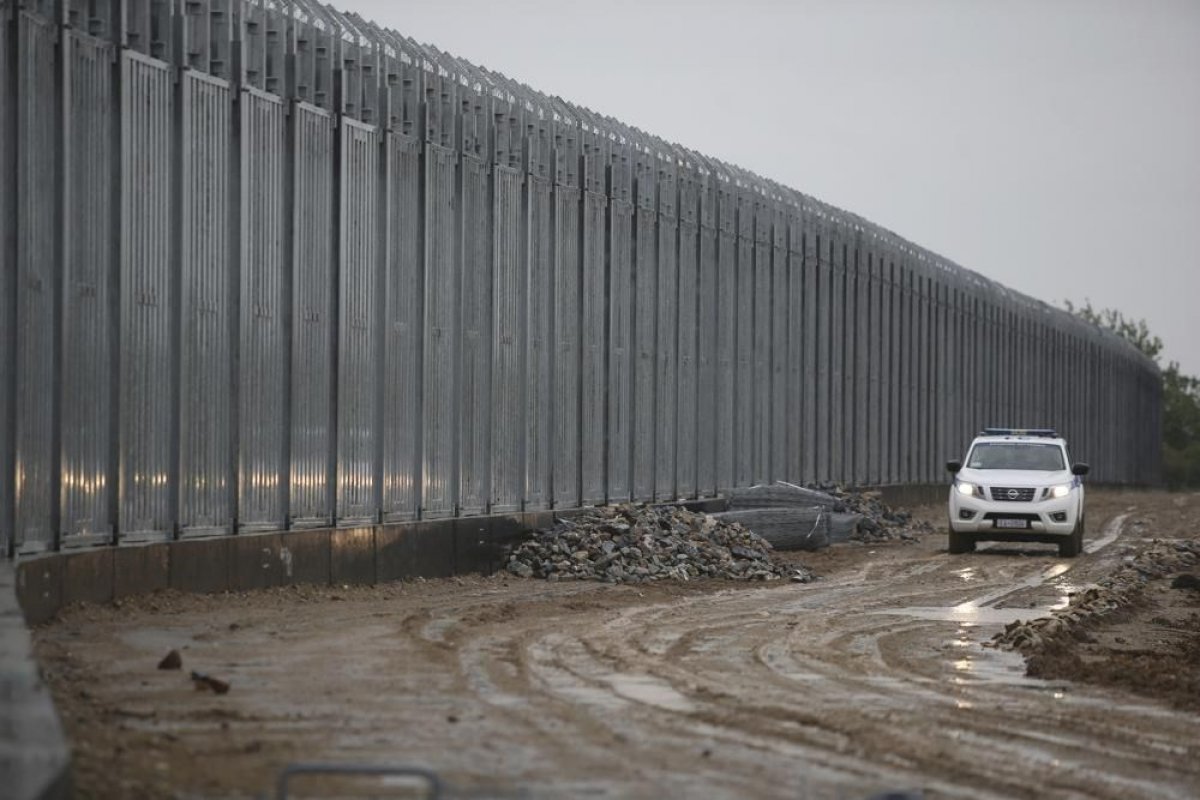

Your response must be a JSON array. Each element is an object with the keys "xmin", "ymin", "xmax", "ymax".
[{"xmin": 342, "ymin": 0, "xmax": 1200, "ymax": 376}]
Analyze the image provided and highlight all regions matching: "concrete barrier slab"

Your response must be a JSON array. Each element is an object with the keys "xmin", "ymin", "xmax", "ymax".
[
  {"xmin": 62, "ymin": 549, "xmax": 114, "ymax": 607},
  {"xmin": 231, "ymin": 533, "xmax": 285, "ymax": 591},
  {"xmin": 330, "ymin": 527, "xmax": 376, "ymax": 586},
  {"xmin": 453, "ymin": 517, "xmax": 495, "ymax": 575},
  {"xmin": 113, "ymin": 544, "xmax": 170, "ymax": 599},
  {"xmin": 169, "ymin": 538, "xmax": 231, "ymax": 594},
  {"xmin": 377, "ymin": 520, "xmax": 456, "ymax": 582},
  {"xmin": 15, "ymin": 558, "xmax": 63, "ymax": 627},
  {"xmin": 278, "ymin": 529, "xmax": 330, "ymax": 587}
]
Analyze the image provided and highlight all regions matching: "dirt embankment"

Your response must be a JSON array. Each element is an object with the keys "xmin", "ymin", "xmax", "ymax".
[
  {"xmin": 31, "ymin": 490, "xmax": 1200, "ymax": 800},
  {"xmin": 990, "ymin": 493, "xmax": 1200, "ymax": 711}
]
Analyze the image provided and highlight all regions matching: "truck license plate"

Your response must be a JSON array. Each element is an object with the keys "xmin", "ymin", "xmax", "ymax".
[{"xmin": 995, "ymin": 519, "xmax": 1029, "ymax": 530}]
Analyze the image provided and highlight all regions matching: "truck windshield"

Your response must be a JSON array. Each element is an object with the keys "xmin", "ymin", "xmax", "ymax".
[{"xmin": 967, "ymin": 443, "xmax": 1065, "ymax": 471}]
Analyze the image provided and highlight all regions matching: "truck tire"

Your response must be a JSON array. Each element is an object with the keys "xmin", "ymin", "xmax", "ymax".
[
  {"xmin": 948, "ymin": 529, "xmax": 975, "ymax": 554},
  {"xmin": 1058, "ymin": 519, "xmax": 1083, "ymax": 558}
]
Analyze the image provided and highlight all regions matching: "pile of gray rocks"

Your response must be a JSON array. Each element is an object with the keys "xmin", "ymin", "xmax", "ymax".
[{"xmin": 506, "ymin": 504, "xmax": 813, "ymax": 585}]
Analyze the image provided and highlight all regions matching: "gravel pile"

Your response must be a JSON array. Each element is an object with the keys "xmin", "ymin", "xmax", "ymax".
[
  {"xmin": 808, "ymin": 483, "xmax": 935, "ymax": 542},
  {"xmin": 506, "ymin": 504, "xmax": 813, "ymax": 584},
  {"xmin": 989, "ymin": 537, "xmax": 1200, "ymax": 652}
]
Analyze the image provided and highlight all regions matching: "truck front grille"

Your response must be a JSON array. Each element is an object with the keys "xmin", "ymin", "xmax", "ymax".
[{"xmin": 989, "ymin": 487, "xmax": 1036, "ymax": 502}]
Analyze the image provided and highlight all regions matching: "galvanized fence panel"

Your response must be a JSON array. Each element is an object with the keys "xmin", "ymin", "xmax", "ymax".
[
  {"xmin": 458, "ymin": 151, "xmax": 492, "ymax": 516},
  {"xmin": 734, "ymin": 189, "xmax": 754, "ymax": 488},
  {"xmin": 552, "ymin": 169, "xmax": 581, "ymax": 509},
  {"xmin": 917, "ymin": 262, "xmax": 930, "ymax": 482},
  {"xmin": 581, "ymin": 187, "xmax": 607, "ymax": 505},
  {"xmin": 853, "ymin": 233, "xmax": 870, "ymax": 485},
  {"xmin": 887, "ymin": 251, "xmax": 902, "ymax": 484},
  {"xmin": 696, "ymin": 173, "xmax": 718, "ymax": 496},
  {"xmin": 904, "ymin": 262, "xmax": 919, "ymax": 482},
  {"xmin": 13, "ymin": 8, "xmax": 57, "ymax": 553},
  {"xmin": 828, "ymin": 224, "xmax": 847, "ymax": 484},
  {"xmin": 654, "ymin": 155, "xmax": 678, "ymax": 500},
  {"xmin": 840, "ymin": 226, "xmax": 857, "ymax": 484},
  {"xmin": 769, "ymin": 205, "xmax": 787, "ymax": 484},
  {"xmin": 921, "ymin": 273, "xmax": 935, "ymax": 482},
  {"xmin": 525, "ymin": 173, "xmax": 552, "ymax": 509},
  {"xmin": 178, "ymin": 71, "xmax": 234, "ymax": 537},
  {"xmin": 970, "ymin": 295, "xmax": 985, "ymax": 442},
  {"xmin": 490, "ymin": 164, "xmax": 525, "ymax": 513},
  {"xmin": 289, "ymin": 102, "xmax": 336, "ymax": 527},
  {"xmin": 892, "ymin": 257, "xmax": 907, "ymax": 482},
  {"xmin": 675, "ymin": 166, "xmax": 698, "ymax": 499},
  {"xmin": 606, "ymin": 188, "xmax": 633, "ymax": 504},
  {"xmin": 932, "ymin": 278, "xmax": 947, "ymax": 477},
  {"xmin": 944, "ymin": 279, "xmax": 961, "ymax": 462},
  {"xmin": 119, "ymin": 50, "xmax": 175, "ymax": 542},
  {"xmin": 422, "ymin": 143, "xmax": 458, "ymax": 518},
  {"xmin": 841, "ymin": 225, "xmax": 857, "ymax": 483},
  {"xmin": 786, "ymin": 210, "xmax": 804, "ymax": 484},
  {"xmin": 631, "ymin": 148, "xmax": 657, "ymax": 501},
  {"xmin": 335, "ymin": 117, "xmax": 382, "ymax": 524},
  {"xmin": 714, "ymin": 180, "xmax": 736, "ymax": 492},
  {"xmin": 60, "ymin": 29, "xmax": 115, "ymax": 545},
  {"xmin": 867, "ymin": 244, "xmax": 883, "ymax": 484},
  {"xmin": 814, "ymin": 214, "xmax": 832, "ymax": 483},
  {"xmin": 381, "ymin": 131, "xmax": 423, "ymax": 521},
  {"xmin": 237, "ymin": 87, "xmax": 288, "ymax": 531},
  {"xmin": 752, "ymin": 199, "xmax": 771, "ymax": 486},
  {"xmin": 987, "ymin": 300, "xmax": 1000, "ymax": 428},
  {"xmin": 924, "ymin": 272, "xmax": 935, "ymax": 483},
  {"xmin": 801, "ymin": 211, "xmax": 819, "ymax": 484},
  {"xmin": 577, "ymin": 119, "xmax": 606, "ymax": 506},
  {"xmin": 0, "ymin": 0, "xmax": 12, "ymax": 553},
  {"xmin": 912, "ymin": 271, "xmax": 927, "ymax": 483}
]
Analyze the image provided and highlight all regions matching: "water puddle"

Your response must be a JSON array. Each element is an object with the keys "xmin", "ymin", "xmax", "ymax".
[
  {"xmin": 548, "ymin": 672, "xmax": 695, "ymax": 714},
  {"xmin": 604, "ymin": 673, "xmax": 694, "ymax": 713},
  {"xmin": 1085, "ymin": 512, "xmax": 1129, "ymax": 554},
  {"xmin": 881, "ymin": 514, "xmax": 1129, "ymax": 628},
  {"xmin": 871, "ymin": 514, "xmax": 1132, "ymax": 690},
  {"xmin": 528, "ymin": 634, "xmax": 694, "ymax": 714}
]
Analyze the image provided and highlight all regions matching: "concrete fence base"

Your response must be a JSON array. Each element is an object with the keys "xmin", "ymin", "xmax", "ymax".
[{"xmin": 0, "ymin": 483, "xmax": 936, "ymax": 800}]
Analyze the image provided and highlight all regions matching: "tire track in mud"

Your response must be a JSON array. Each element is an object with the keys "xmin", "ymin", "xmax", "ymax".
[
  {"xmin": 35, "ymin": 497, "xmax": 1200, "ymax": 799},
  {"xmin": 446, "ymin": 510, "xmax": 1199, "ymax": 799}
]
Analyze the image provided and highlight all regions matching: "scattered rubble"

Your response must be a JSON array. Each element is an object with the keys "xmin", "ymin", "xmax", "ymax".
[
  {"xmin": 1171, "ymin": 573, "xmax": 1200, "ymax": 591},
  {"xmin": 506, "ymin": 504, "xmax": 812, "ymax": 584},
  {"xmin": 190, "ymin": 671, "xmax": 230, "ymax": 695},
  {"xmin": 157, "ymin": 649, "xmax": 182, "ymax": 670},
  {"xmin": 989, "ymin": 538, "xmax": 1200, "ymax": 653}
]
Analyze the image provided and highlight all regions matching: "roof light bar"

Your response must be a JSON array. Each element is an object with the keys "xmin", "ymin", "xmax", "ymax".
[{"xmin": 979, "ymin": 427, "xmax": 1059, "ymax": 438}]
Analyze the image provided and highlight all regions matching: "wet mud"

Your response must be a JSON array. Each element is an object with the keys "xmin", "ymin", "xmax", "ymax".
[{"xmin": 32, "ymin": 490, "xmax": 1200, "ymax": 799}]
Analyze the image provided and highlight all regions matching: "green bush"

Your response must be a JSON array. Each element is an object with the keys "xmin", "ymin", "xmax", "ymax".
[{"xmin": 1066, "ymin": 300, "xmax": 1200, "ymax": 489}]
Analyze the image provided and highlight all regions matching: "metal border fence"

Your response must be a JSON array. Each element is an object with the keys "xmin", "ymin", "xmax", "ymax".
[{"xmin": 0, "ymin": 0, "xmax": 1162, "ymax": 556}]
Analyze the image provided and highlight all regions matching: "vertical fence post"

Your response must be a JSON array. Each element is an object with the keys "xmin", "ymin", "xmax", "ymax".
[{"xmin": 0, "ymin": 0, "xmax": 14, "ymax": 555}]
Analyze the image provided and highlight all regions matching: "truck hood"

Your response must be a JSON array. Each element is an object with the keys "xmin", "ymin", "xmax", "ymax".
[{"xmin": 955, "ymin": 468, "xmax": 1073, "ymax": 488}]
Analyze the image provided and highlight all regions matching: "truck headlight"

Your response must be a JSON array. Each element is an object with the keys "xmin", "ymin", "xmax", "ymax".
[
  {"xmin": 1043, "ymin": 484, "xmax": 1071, "ymax": 499},
  {"xmin": 956, "ymin": 481, "xmax": 983, "ymax": 498}
]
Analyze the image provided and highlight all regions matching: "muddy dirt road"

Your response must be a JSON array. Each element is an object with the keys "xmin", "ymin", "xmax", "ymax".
[{"xmin": 34, "ymin": 490, "xmax": 1200, "ymax": 799}]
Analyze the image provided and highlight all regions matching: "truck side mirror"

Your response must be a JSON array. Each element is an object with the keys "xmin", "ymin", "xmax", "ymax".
[
  {"xmin": 946, "ymin": 460, "xmax": 962, "ymax": 474},
  {"xmin": 1071, "ymin": 462, "xmax": 1090, "ymax": 476}
]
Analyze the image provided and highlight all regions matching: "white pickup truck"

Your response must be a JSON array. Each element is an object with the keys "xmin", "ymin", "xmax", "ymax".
[{"xmin": 946, "ymin": 428, "xmax": 1090, "ymax": 557}]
